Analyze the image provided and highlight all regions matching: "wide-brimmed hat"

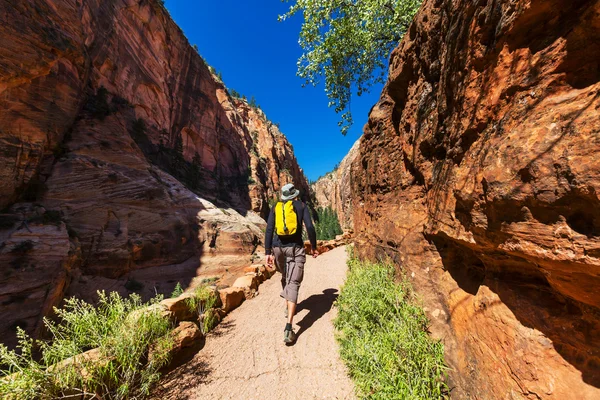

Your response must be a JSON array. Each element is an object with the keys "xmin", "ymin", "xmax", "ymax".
[{"xmin": 281, "ymin": 183, "xmax": 300, "ymax": 201}]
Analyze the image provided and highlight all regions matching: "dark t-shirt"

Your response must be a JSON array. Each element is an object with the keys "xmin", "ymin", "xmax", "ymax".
[{"xmin": 264, "ymin": 200, "xmax": 317, "ymax": 255}]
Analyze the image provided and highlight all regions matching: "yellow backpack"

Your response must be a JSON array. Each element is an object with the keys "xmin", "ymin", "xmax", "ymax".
[{"xmin": 275, "ymin": 201, "xmax": 298, "ymax": 236}]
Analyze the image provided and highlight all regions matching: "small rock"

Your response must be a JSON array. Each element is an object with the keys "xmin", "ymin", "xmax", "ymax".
[
  {"xmin": 232, "ymin": 275, "xmax": 259, "ymax": 299},
  {"xmin": 244, "ymin": 266, "xmax": 258, "ymax": 274},
  {"xmin": 171, "ymin": 321, "xmax": 202, "ymax": 350}
]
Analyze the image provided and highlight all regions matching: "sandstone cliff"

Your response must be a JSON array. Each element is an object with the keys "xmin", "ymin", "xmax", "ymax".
[
  {"xmin": 311, "ymin": 139, "xmax": 359, "ymax": 229},
  {"xmin": 228, "ymin": 98, "xmax": 310, "ymax": 215},
  {"xmin": 0, "ymin": 0, "xmax": 307, "ymax": 347},
  {"xmin": 352, "ymin": 0, "xmax": 600, "ymax": 398}
]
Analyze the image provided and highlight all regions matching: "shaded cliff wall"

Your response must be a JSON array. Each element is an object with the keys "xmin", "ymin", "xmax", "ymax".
[
  {"xmin": 352, "ymin": 0, "xmax": 600, "ymax": 398},
  {"xmin": 0, "ymin": 0, "xmax": 307, "ymax": 347},
  {"xmin": 312, "ymin": 139, "xmax": 359, "ymax": 229}
]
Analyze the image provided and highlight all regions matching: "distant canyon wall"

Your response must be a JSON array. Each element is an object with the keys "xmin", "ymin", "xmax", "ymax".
[
  {"xmin": 311, "ymin": 139, "xmax": 359, "ymax": 230},
  {"xmin": 352, "ymin": 0, "xmax": 600, "ymax": 398},
  {"xmin": 0, "ymin": 0, "xmax": 307, "ymax": 347}
]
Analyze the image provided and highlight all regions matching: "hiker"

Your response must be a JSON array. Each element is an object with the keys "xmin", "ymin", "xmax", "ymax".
[{"xmin": 265, "ymin": 183, "xmax": 318, "ymax": 344}]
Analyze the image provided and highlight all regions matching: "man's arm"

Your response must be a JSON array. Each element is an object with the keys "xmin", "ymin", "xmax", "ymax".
[
  {"xmin": 265, "ymin": 207, "xmax": 275, "ymax": 255},
  {"xmin": 303, "ymin": 204, "xmax": 318, "ymax": 257}
]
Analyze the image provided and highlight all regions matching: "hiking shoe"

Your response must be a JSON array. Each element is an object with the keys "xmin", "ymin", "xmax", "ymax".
[{"xmin": 283, "ymin": 328, "xmax": 296, "ymax": 345}]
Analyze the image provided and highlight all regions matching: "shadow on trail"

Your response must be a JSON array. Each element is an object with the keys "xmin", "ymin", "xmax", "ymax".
[
  {"xmin": 209, "ymin": 320, "xmax": 236, "ymax": 338},
  {"xmin": 295, "ymin": 288, "xmax": 338, "ymax": 338},
  {"xmin": 151, "ymin": 335, "xmax": 211, "ymax": 399}
]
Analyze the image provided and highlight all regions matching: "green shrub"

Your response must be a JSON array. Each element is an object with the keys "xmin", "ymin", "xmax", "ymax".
[
  {"xmin": 67, "ymin": 226, "xmax": 79, "ymax": 239},
  {"xmin": 171, "ymin": 282, "xmax": 184, "ymax": 298},
  {"xmin": 268, "ymin": 198, "xmax": 278, "ymax": 210},
  {"xmin": 187, "ymin": 152, "xmax": 202, "ymax": 190},
  {"xmin": 131, "ymin": 118, "xmax": 147, "ymax": 142},
  {"xmin": 10, "ymin": 240, "xmax": 34, "ymax": 255},
  {"xmin": 52, "ymin": 143, "xmax": 69, "ymax": 160},
  {"xmin": 28, "ymin": 210, "xmax": 62, "ymax": 226},
  {"xmin": 124, "ymin": 278, "xmax": 144, "ymax": 292},
  {"xmin": 22, "ymin": 178, "xmax": 48, "ymax": 202},
  {"xmin": 0, "ymin": 291, "xmax": 174, "ymax": 399},
  {"xmin": 111, "ymin": 94, "xmax": 133, "ymax": 111},
  {"xmin": 186, "ymin": 285, "xmax": 218, "ymax": 335},
  {"xmin": 334, "ymin": 258, "xmax": 447, "ymax": 399},
  {"xmin": 86, "ymin": 86, "xmax": 111, "ymax": 120}
]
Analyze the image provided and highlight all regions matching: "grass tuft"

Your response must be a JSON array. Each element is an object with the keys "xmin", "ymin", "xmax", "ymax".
[
  {"xmin": 334, "ymin": 256, "xmax": 447, "ymax": 399},
  {"xmin": 0, "ymin": 291, "xmax": 174, "ymax": 399},
  {"xmin": 186, "ymin": 285, "xmax": 218, "ymax": 335},
  {"xmin": 171, "ymin": 282, "xmax": 184, "ymax": 298}
]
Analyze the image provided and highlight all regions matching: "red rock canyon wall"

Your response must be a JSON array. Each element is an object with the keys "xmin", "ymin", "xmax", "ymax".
[
  {"xmin": 0, "ymin": 0, "xmax": 308, "ymax": 347},
  {"xmin": 352, "ymin": 0, "xmax": 600, "ymax": 398}
]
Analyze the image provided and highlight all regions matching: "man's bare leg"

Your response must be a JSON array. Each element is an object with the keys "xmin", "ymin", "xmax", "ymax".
[{"xmin": 287, "ymin": 300, "xmax": 296, "ymax": 324}]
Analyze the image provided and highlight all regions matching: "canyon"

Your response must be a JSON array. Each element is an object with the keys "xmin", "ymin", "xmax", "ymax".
[
  {"xmin": 311, "ymin": 139, "xmax": 359, "ymax": 230},
  {"xmin": 2, "ymin": 0, "xmax": 600, "ymax": 398},
  {"xmin": 348, "ymin": 0, "xmax": 600, "ymax": 398},
  {"xmin": 0, "ymin": 0, "xmax": 308, "ymax": 348}
]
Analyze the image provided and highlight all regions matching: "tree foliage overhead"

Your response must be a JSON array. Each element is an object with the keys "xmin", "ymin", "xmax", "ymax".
[{"xmin": 279, "ymin": 0, "xmax": 421, "ymax": 134}]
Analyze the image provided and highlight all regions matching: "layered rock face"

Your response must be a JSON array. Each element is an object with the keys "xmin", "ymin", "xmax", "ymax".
[
  {"xmin": 228, "ymin": 98, "xmax": 310, "ymax": 215},
  {"xmin": 352, "ymin": 0, "xmax": 600, "ymax": 398},
  {"xmin": 0, "ymin": 0, "xmax": 307, "ymax": 347},
  {"xmin": 312, "ymin": 139, "xmax": 359, "ymax": 229}
]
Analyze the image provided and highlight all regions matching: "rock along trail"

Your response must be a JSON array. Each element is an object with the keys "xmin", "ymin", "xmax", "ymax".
[{"xmin": 152, "ymin": 246, "xmax": 355, "ymax": 400}]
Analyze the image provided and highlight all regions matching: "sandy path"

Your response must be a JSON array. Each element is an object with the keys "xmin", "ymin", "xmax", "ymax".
[{"xmin": 153, "ymin": 246, "xmax": 355, "ymax": 400}]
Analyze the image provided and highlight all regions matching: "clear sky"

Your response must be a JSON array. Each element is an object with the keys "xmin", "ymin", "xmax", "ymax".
[{"xmin": 163, "ymin": 0, "xmax": 384, "ymax": 182}]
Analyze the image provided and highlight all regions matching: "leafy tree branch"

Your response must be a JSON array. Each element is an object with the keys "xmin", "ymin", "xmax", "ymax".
[{"xmin": 279, "ymin": 0, "xmax": 421, "ymax": 134}]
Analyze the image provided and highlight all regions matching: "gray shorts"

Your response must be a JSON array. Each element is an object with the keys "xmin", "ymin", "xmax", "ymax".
[{"xmin": 273, "ymin": 246, "xmax": 306, "ymax": 303}]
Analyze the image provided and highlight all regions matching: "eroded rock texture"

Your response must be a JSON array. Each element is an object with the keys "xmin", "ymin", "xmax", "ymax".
[
  {"xmin": 312, "ymin": 139, "xmax": 359, "ymax": 229},
  {"xmin": 230, "ymin": 99, "xmax": 310, "ymax": 215},
  {"xmin": 0, "ymin": 0, "xmax": 307, "ymax": 347},
  {"xmin": 352, "ymin": 0, "xmax": 600, "ymax": 398}
]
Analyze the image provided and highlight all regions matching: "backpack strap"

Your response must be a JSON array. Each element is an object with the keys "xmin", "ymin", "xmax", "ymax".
[{"xmin": 282, "ymin": 201, "xmax": 289, "ymax": 234}]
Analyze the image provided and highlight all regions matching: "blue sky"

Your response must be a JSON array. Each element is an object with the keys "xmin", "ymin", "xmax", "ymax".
[{"xmin": 164, "ymin": 0, "xmax": 384, "ymax": 181}]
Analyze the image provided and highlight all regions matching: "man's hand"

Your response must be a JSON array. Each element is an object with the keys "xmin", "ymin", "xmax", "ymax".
[
  {"xmin": 266, "ymin": 254, "xmax": 275, "ymax": 266},
  {"xmin": 312, "ymin": 250, "xmax": 319, "ymax": 258}
]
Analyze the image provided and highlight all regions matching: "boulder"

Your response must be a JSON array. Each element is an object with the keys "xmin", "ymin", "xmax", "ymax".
[
  {"xmin": 232, "ymin": 275, "xmax": 259, "ymax": 299},
  {"xmin": 170, "ymin": 321, "xmax": 202, "ymax": 351},
  {"xmin": 159, "ymin": 293, "xmax": 197, "ymax": 322},
  {"xmin": 218, "ymin": 287, "xmax": 245, "ymax": 313}
]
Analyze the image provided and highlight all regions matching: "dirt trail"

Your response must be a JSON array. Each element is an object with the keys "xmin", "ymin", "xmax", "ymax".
[{"xmin": 153, "ymin": 246, "xmax": 355, "ymax": 399}]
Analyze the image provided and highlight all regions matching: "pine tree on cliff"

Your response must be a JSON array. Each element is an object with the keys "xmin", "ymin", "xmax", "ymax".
[
  {"xmin": 315, "ymin": 206, "xmax": 343, "ymax": 240},
  {"xmin": 279, "ymin": 0, "xmax": 421, "ymax": 134},
  {"xmin": 173, "ymin": 132, "xmax": 185, "ymax": 172},
  {"xmin": 189, "ymin": 152, "xmax": 202, "ymax": 190}
]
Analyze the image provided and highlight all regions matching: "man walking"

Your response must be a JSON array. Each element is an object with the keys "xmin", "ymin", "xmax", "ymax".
[{"xmin": 265, "ymin": 183, "xmax": 318, "ymax": 345}]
